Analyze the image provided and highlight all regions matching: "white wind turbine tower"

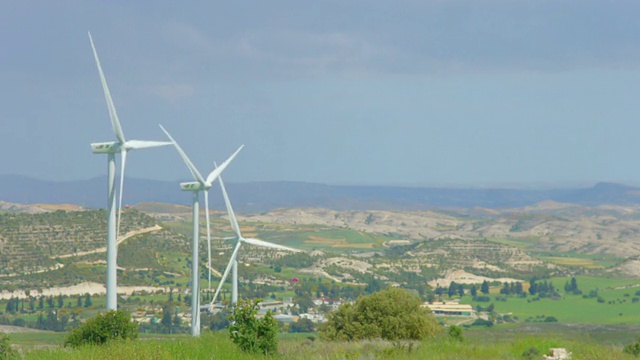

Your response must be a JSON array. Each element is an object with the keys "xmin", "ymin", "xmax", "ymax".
[
  {"xmin": 160, "ymin": 125, "xmax": 243, "ymax": 337},
  {"xmin": 88, "ymin": 32, "xmax": 171, "ymax": 311},
  {"xmin": 210, "ymin": 173, "xmax": 300, "ymax": 308}
]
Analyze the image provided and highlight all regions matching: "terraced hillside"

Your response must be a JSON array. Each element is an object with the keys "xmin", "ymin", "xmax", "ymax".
[
  {"xmin": 0, "ymin": 209, "xmax": 156, "ymax": 276},
  {"xmin": 4, "ymin": 199, "xmax": 640, "ymax": 295}
]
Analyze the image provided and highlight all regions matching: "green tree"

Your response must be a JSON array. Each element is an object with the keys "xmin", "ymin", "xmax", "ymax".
[
  {"xmin": 64, "ymin": 310, "xmax": 138, "ymax": 348},
  {"xmin": 205, "ymin": 310, "xmax": 230, "ymax": 331},
  {"xmin": 290, "ymin": 318, "xmax": 315, "ymax": 333},
  {"xmin": 161, "ymin": 306, "xmax": 173, "ymax": 333},
  {"xmin": 83, "ymin": 293, "xmax": 92, "ymax": 308},
  {"xmin": 228, "ymin": 299, "xmax": 279, "ymax": 355},
  {"xmin": 5, "ymin": 298, "xmax": 15, "ymax": 314},
  {"xmin": 320, "ymin": 287, "xmax": 441, "ymax": 341},
  {"xmin": 448, "ymin": 282, "xmax": 458, "ymax": 297},
  {"xmin": 481, "ymin": 280, "xmax": 489, "ymax": 295}
]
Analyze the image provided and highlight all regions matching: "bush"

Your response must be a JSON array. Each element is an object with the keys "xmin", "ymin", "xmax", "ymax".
[
  {"xmin": 522, "ymin": 346, "xmax": 540, "ymax": 359},
  {"xmin": 0, "ymin": 332, "xmax": 16, "ymax": 360},
  {"xmin": 320, "ymin": 287, "xmax": 441, "ymax": 341},
  {"xmin": 290, "ymin": 318, "xmax": 315, "ymax": 333},
  {"xmin": 64, "ymin": 310, "xmax": 138, "ymax": 348},
  {"xmin": 469, "ymin": 318, "xmax": 493, "ymax": 327},
  {"xmin": 624, "ymin": 339, "xmax": 640, "ymax": 356},
  {"xmin": 228, "ymin": 299, "xmax": 279, "ymax": 355},
  {"xmin": 448, "ymin": 325, "xmax": 463, "ymax": 342}
]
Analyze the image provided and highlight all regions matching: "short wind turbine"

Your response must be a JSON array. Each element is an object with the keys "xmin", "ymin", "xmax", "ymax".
[
  {"xmin": 160, "ymin": 124, "xmax": 243, "ymax": 337},
  {"xmin": 88, "ymin": 32, "xmax": 171, "ymax": 311},
  {"xmin": 210, "ymin": 173, "xmax": 300, "ymax": 308}
]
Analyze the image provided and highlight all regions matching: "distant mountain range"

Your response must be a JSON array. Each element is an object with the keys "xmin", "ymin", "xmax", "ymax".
[{"xmin": 1, "ymin": 175, "xmax": 640, "ymax": 212}]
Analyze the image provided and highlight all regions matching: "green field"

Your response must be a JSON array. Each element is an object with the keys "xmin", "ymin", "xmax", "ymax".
[
  {"xmin": 463, "ymin": 276, "xmax": 640, "ymax": 325},
  {"xmin": 11, "ymin": 327, "xmax": 640, "ymax": 359},
  {"xmin": 259, "ymin": 227, "xmax": 390, "ymax": 251}
]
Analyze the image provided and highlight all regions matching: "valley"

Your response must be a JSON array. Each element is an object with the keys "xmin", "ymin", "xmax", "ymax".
[{"xmin": 2, "ymin": 198, "xmax": 640, "ymax": 353}]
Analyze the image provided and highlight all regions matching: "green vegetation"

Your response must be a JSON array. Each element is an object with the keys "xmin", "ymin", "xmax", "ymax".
[
  {"xmin": 0, "ymin": 332, "xmax": 16, "ymax": 360},
  {"xmin": 64, "ymin": 310, "xmax": 138, "ymax": 348},
  {"xmin": 13, "ymin": 328, "xmax": 640, "ymax": 359},
  {"xmin": 624, "ymin": 338, "xmax": 640, "ymax": 356},
  {"xmin": 5, "ymin": 204, "xmax": 640, "ymax": 358},
  {"xmin": 320, "ymin": 288, "xmax": 441, "ymax": 341},
  {"xmin": 464, "ymin": 276, "xmax": 640, "ymax": 325},
  {"xmin": 448, "ymin": 325, "xmax": 464, "ymax": 342},
  {"xmin": 228, "ymin": 299, "xmax": 279, "ymax": 355}
]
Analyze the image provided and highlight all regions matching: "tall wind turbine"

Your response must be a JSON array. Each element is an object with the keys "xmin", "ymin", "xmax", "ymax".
[
  {"xmin": 210, "ymin": 173, "xmax": 300, "ymax": 308},
  {"xmin": 88, "ymin": 32, "xmax": 171, "ymax": 311},
  {"xmin": 160, "ymin": 125, "xmax": 243, "ymax": 337}
]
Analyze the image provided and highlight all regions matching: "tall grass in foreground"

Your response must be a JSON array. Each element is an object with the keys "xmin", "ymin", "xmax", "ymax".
[
  {"xmin": 22, "ymin": 331, "xmax": 638, "ymax": 360},
  {"xmin": 22, "ymin": 332, "xmax": 261, "ymax": 360}
]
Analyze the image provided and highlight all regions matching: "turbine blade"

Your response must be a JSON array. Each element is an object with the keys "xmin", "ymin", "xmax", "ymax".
[
  {"xmin": 205, "ymin": 145, "xmax": 244, "ymax": 185},
  {"xmin": 242, "ymin": 237, "xmax": 301, "ymax": 252},
  {"xmin": 158, "ymin": 125, "xmax": 206, "ymax": 184},
  {"xmin": 125, "ymin": 140, "xmax": 172, "ymax": 149},
  {"xmin": 116, "ymin": 149, "xmax": 127, "ymax": 240},
  {"xmin": 204, "ymin": 190, "xmax": 212, "ymax": 291},
  {"xmin": 211, "ymin": 241, "xmax": 242, "ymax": 305},
  {"xmin": 218, "ymin": 173, "xmax": 242, "ymax": 239},
  {"xmin": 88, "ymin": 32, "xmax": 126, "ymax": 144}
]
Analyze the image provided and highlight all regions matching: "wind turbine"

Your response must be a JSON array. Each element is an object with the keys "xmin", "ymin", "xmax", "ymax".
[
  {"xmin": 88, "ymin": 32, "xmax": 171, "ymax": 311},
  {"xmin": 210, "ymin": 173, "xmax": 300, "ymax": 308},
  {"xmin": 159, "ymin": 124, "xmax": 243, "ymax": 337}
]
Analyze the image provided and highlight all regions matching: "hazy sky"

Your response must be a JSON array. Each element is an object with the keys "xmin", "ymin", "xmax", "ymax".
[{"xmin": 2, "ymin": 1, "xmax": 640, "ymax": 186}]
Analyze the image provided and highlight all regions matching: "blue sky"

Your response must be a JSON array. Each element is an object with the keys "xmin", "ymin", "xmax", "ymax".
[{"xmin": 2, "ymin": 1, "xmax": 640, "ymax": 186}]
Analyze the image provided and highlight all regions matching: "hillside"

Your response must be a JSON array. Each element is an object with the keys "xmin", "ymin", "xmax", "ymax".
[
  {"xmin": 242, "ymin": 204, "xmax": 640, "ymax": 259},
  {"xmin": 2, "ymin": 198, "xmax": 640, "ymax": 299}
]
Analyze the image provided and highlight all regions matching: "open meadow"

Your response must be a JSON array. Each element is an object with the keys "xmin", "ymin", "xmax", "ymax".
[{"xmin": 9, "ymin": 327, "xmax": 640, "ymax": 360}]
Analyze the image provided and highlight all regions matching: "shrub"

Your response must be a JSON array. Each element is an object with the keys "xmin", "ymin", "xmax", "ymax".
[
  {"xmin": 64, "ymin": 309, "xmax": 138, "ymax": 348},
  {"xmin": 290, "ymin": 318, "xmax": 315, "ymax": 333},
  {"xmin": 320, "ymin": 287, "xmax": 441, "ymax": 341},
  {"xmin": 624, "ymin": 339, "xmax": 640, "ymax": 356},
  {"xmin": 469, "ymin": 318, "xmax": 493, "ymax": 327},
  {"xmin": 0, "ymin": 332, "xmax": 16, "ymax": 360},
  {"xmin": 228, "ymin": 299, "xmax": 279, "ymax": 355},
  {"xmin": 448, "ymin": 325, "xmax": 464, "ymax": 342},
  {"xmin": 522, "ymin": 346, "xmax": 540, "ymax": 359}
]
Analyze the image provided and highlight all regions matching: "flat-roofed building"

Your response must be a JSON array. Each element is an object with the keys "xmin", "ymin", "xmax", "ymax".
[{"xmin": 423, "ymin": 301, "xmax": 475, "ymax": 316}]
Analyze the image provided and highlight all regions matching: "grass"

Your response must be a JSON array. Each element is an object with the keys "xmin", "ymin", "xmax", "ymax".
[
  {"xmin": 463, "ymin": 276, "xmax": 640, "ymax": 325},
  {"xmin": 261, "ymin": 228, "xmax": 390, "ymax": 250},
  {"xmin": 9, "ymin": 331, "xmax": 66, "ymax": 347},
  {"xmin": 543, "ymin": 256, "xmax": 604, "ymax": 268},
  {"xmin": 15, "ymin": 327, "xmax": 640, "ymax": 359}
]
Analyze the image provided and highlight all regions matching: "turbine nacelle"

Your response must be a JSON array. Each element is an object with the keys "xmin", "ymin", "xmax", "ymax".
[
  {"xmin": 180, "ymin": 181, "xmax": 210, "ymax": 191},
  {"xmin": 91, "ymin": 141, "xmax": 121, "ymax": 154}
]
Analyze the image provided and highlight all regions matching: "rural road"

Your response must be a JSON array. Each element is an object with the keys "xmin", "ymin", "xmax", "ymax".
[{"xmin": 55, "ymin": 225, "xmax": 163, "ymax": 259}]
